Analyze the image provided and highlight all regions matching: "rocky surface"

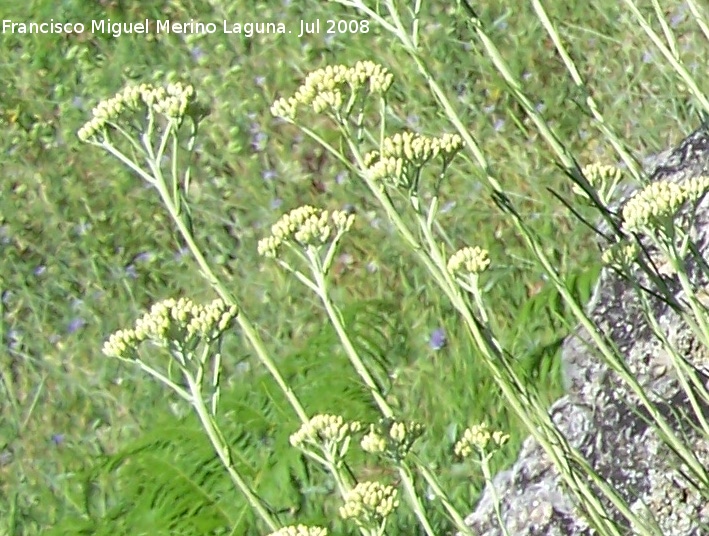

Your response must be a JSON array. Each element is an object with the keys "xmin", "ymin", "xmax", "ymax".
[{"xmin": 465, "ymin": 127, "xmax": 709, "ymax": 535}]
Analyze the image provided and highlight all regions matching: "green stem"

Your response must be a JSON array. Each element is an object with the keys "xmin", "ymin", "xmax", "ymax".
[
  {"xmin": 397, "ymin": 464, "xmax": 436, "ymax": 536},
  {"xmin": 312, "ymin": 267, "xmax": 392, "ymax": 417},
  {"xmin": 151, "ymin": 170, "xmax": 311, "ymax": 426},
  {"xmin": 185, "ymin": 373, "xmax": 279, "ymax": 531},
  {"xmin": 415, "ymin": 463, "xmax": 475, "ymax": 536},
  {"xmin": 622, "ymin": 0, "xmax": 709, "ymax": 116},
  {"xmin": 530, "ymin": 0, "xmax": 643, "ymax": 183},
  {"xmin": 478, "ymin": 452, "xmax": 510, "ymax": 536}
]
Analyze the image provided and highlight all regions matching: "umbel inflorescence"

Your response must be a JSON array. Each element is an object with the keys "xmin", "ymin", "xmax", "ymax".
[
  {"xmin": 270, "ymin": 61, "xmax": 394, "ymax": 120},
  {"xmin": 266, "ymin": 525, "xmax": 328, "ymax": 536},
  {"xmin": 257, "ymin": 205, "xmax": 355, "ymax": 259},
  {"xmin": 572, "ymin": 163, "xmax": 625, "ymax": 207},
  {"xmin": 454, "ymin": 423, "xmax": 509, "ymax": 460},
  {"xmin": 339, "ymin": 481, "xmax": 400, "ymax": 529},
  {"xmin": 363, "ymin": 131, "xmax": 464, "ymax": 188},
  {"xmin": 621, "ymin": 175, "xmax": 709, "ymax": 233},
  {"xmin": 360, "ymin": 419, "xmax": 424, "ymax": 461},
  {"xmin": 103, "ymin": 297, "xmax": 238, "ymax": 359},
  {"xmin": 447, "ymin": 246, "xmax": 491, "ymax": 276},
  {"xmin": 77, "ymin": 81, "xmax": 196, "ymax": 142},
  {"xmin": 289, "ymin": 414, "xmax": 362, "ymax": 452}
]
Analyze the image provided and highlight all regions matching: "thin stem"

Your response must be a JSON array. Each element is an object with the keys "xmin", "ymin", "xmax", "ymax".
[
  {"xmin": 185, "ymin": 373, "xmax": 279, "ymax": 531},
  {"xmin": 311, "ymin": 264, "xmax": 393, "ymax": 418},
  {"xmin": 478, "ymin": 452, "xmax": 510, "ymax": 536},
  {"xmin": 530, "ymin": 0, "xmax": 643, "ymax": 183},
  {"xmin": 415, "ymin": 463, "xmax": 475, "ymax": 535},
  {"xmin": 686, "ymin": 0, "xmax": 709, "ymax": 42},
  {"xmin": 397, "ymin": 464, "xmax": 436, "ymax": 536},
  {"xmin": 622, "ymin": 0, "xmax": 709, "ymax": 116},
  {"xmin": 151, "ymin": 170, "xmax": 311, "ymax": 425}
]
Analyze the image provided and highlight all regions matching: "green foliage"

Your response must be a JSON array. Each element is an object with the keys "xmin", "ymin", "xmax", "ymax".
[{"xmin": 40, "ymin": 299, "xmax": 410, "ymax": 535}]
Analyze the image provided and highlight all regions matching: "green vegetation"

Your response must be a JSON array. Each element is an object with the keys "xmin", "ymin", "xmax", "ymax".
[{"xmin": 1, "ymin": 0, "xmax": 706, "ymax": 534}]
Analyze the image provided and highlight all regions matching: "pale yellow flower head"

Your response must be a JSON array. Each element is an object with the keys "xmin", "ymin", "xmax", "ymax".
[
  {"xmin": 364, "ymin": 131, "xmax": 463, "ymax": 186},
  {"xmin": 454, "ymin": 423, "xmax": 509, "ymax": 459},
  {"xmin": 360, "ymin": 427, "xmax": 387, "ymax": 454},
  {"xmin": 270, "ymin": 61, "xmax": 393, "ymax": 121},
  {"xmin": 78, "ymin": 82, "xmax": 195, "ymax": 141},
  {"xmin": 621, "ymin": 176, "xmax": 709, "ymax": 234},
  {"xmin": 601, "ymin": 240, "xmax": 639, "ymax": 270},
  {"xmin": 573, "ymin": 163, "xmax": 624, "ymax": 206},
  {"xmin": 447, "ymin": 246, "xmax": 490, "ymax": 276},
  {"xmin": 102, "ymin": 328, "xmax": 138, "ymax": 358},
  {"xmin": 102, "ymin": 297, "xmax": 237, "ymax": 358},
  {"xmin": 290, "ymin": 414, "xmax": 362, "ymax": 451},
  {"xmin": 257, "ymin": 205, "xmax": 355, "ymax": 258},
  {"xmin": 266, "ymin": 525, "xmax": 327, "ymax": 536},
  {"xmin": 621, "ymin": 180, "xmax": 684, "ymax": 233},
  {"xmin": 360, "ymin": 420, "xmax": 424, "ymax": 460},
  {"xmin": 339, "ymin": 481, "xmax": 399, "ymax": 526}
]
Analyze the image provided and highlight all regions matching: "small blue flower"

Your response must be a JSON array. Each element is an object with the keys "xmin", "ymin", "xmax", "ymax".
[
  {"xmin": 190, "ymin": 46, "xmax": 205, "ymax": 62},
  {"xmin": 262, "ymin": 169, "xmax": 277, "ymax": 181},
  {"xmin": 133, "ymin": 251, "xmax": 154, "ymax": 264},
  {"xmin": 251, "ymin": 131, "xmax": 268, "ymax": 152},
  {"xmin": 429, "ymin": 328, "xmax": 447, "ymax": 350},
  {"xmin": 67, "ymin": 318, "xmax": 86, "ymax": 334},
  {"xmin": 670, "ymin": 9, "xmax": 686, "ymax": 28},
  {"xmin": 51, "ymin": 433, "xmax": 64, "ymax": 446},
  {"xmin": 74, "ymin": 222, "xmax": 92, "ymax": 236},
  {"xmin": 6, "ymin": 329, "xmax": 21, "ymax": 351},
  {"xmin": 0, "ymin": 225, "xmax": 12, "ymax": 245},
  {"xmin": 440, "ymin": 201, "xmax": 456, "ymax": 214},
  {"xmin": 174, "ymin": 247, "xmax": 189, "ymax": 261}
]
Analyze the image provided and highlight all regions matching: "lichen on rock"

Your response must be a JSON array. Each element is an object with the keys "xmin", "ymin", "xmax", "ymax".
[{"xmin": 465, "ymin": 126, "xmax": 709, "ymax": 535}]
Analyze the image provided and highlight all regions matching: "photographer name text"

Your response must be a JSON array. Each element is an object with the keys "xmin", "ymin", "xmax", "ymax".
[{"xmin": 1, "ymin": 18, "xmax": 370, "ymax": 38}]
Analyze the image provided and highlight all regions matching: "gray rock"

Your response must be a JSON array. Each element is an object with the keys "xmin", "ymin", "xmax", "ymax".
[{"xmin": 465, "ymin": 127, "xmax": 709, "ymax": 535}]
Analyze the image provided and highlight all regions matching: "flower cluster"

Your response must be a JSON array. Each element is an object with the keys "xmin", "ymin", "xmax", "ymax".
[
  {"xmin": 364, "ymin": 131, "xmax": 463, "ymax": 186},
  {"xmin": 447, "ymin": 246, "xmax": 490, "ymax": 276},
  {"xmin": 257, "ymin": 205, "xmax": 355, "ymax": 258},
  {"xmin": 572, "ymin": 163, "xmax": 624, "ymax": 206},
  {"xmin": 454, "ymin": 423, "xmax": 509, "ymax": 459},
  {"xmin": 102, "ymin": 297, "xmax": 238, "ymax": 358},
  {"xmin": 270, "ymin": 61, "xmax": 393, "ymax": 120},
  {"xmin": 621, "ymin": 180, "xmax": 684, "ymax": 233},
  {"xmin": 601, "ymin": 240, "xmax": 640, "ymax": 270},
  {"xmin": 682, "ymin": 175, "xmax": 709, "ymax": 202},
  {"xmin": 290, "ymin": 414, "xmax": 362, "ymax": 452},
  {"xmin": 78, "ymin": 82, "xmax": 195, "ymax": 141},
  {"xmin": 266, "ymin": 526, "xmax": 327, "ymax": 536},
  {"xmin": 361, "ymin": 419, "xmax": 424, "ymax": 460},
  {"xmin": 339, "ymin": 481, "xmax": 399, "ymax": 527},
  {"xmin": 621, "ymin": 176, "xmax": 709, "ymax": 233}
]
